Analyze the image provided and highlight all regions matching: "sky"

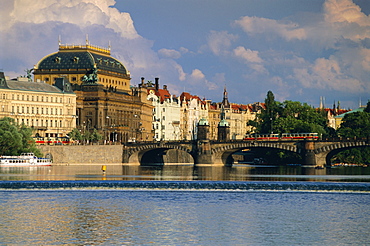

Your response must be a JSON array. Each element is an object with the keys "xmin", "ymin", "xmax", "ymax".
[{"xmin": 0, "ymin": 0, "xmax": 369, "ymax": 109}]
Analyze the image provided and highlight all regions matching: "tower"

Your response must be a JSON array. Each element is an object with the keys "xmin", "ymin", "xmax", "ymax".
[{"xmin": 218, "ymin": 104, "xmax": 230, "ymax": 141}]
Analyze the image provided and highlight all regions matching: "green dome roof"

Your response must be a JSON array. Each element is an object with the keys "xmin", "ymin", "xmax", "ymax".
[
  {"xmin": 218, "ymin": 119, "xmax": 229, "ymax": 127},
  {"xmin": 198, "ymin": 118, "xmax": 209, "ymax": 126},
  {"xmin": 35, "ymin": 46, "xmax": 128, "ymax": 75}
]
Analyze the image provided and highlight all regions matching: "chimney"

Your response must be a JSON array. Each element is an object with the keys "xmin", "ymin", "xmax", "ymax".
[
  {"xmin": 155, "ymin": 77, "xmax": 159, "ymax": 91},
  {"xmin": 141, "ymin": 77, "xmax": 145, "ymax": 85},
  {"xmin": 163, "ymin": 85, "xmax": 167, "ymax": 90}
]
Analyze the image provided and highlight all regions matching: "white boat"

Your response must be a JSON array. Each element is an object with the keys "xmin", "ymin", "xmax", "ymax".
[{"xmin": 0, "ymin": 153, "xmax": 52, "ymax": 167}]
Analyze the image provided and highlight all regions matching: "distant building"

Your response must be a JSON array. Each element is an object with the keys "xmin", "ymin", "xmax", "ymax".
[{"xmin": 0, "ymin": 72, "xmax": 76, "ymax": 138}]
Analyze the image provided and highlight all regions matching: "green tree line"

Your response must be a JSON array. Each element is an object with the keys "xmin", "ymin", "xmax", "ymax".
[{"xmin": 248, "ymin": 91, "xmax": 370, "ymax": 164}]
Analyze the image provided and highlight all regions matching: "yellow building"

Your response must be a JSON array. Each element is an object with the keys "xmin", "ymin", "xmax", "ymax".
[
  {"xmin": 33, "ymin": 42, "xmax": 131, "ymax": 93},
  {"xmin": 33, "ymin": 41, "xmax": 153, "ymax": 142},
  {"xmin": 0, "ymin": 72, "xmax": 76, "ymax": 138}
]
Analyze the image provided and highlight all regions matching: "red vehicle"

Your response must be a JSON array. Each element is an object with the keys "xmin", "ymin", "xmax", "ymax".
[
  {"xmin": 33, "ymin": 137, "xmax": 73, "ymax": 145},
  {"xmin": 244, "ymin": 133, "xmax": 319, "ymax": 141},
  {"xmin": 281, "ymin": 133, "xmax": 319, "ymax": 140},
  {"xmin": 244, "ymin": 134, "xmax": 280, "ymax": 141}
]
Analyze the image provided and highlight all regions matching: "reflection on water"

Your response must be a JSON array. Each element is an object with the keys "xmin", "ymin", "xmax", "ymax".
[
  {"xmin": 1, "ymin": 164, "xmax": 370, "ymax": 245},
  {"xmin": 1, "ymin": 164, "xmax": 370, "ymax": 182},
  {"xmin": 1, "ymin": 190, "xmax": 369, "ymax": 245}
]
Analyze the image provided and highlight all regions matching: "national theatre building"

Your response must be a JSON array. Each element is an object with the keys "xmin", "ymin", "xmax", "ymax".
[{"xmin": 33, "ymin": 41, "xmax": 153, "ymax": 142}]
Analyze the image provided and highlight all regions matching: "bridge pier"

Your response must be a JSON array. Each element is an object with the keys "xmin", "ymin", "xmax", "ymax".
[
  {"xmin": 301, "ymin": 141, "xmax": 317, "ymax": 166},
  {"xmin": 194, "ymin": 140, "xmax": 214, "ymax": 165}
]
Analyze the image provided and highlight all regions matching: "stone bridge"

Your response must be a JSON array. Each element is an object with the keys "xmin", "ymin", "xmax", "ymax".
[{"xmin": 123, "ymin": 139, "xmax": 370, "ymax": 166}]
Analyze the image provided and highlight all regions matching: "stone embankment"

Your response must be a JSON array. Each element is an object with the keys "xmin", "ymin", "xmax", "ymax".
[{"xmin": 38, "ymin": 145, "xmax": 124, "ymax": 165}]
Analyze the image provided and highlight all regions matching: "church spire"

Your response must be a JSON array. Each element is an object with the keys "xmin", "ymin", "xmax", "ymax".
[{"xmin": 221, "ymin": 86, "xmax": 230, "ymax": 109}]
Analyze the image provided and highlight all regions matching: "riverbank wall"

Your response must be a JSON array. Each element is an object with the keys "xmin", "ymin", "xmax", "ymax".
[{"xmin": 38, "ymin": 145, "xmax": 124, "ymax": 165}]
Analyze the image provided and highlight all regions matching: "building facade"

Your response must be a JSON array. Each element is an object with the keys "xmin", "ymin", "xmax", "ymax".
[
  {"xmin": 0, "ymin": 72, "xmax": 76, "ymax": 138},
  {"xmin": 33, "ymin": 41, "xmax": 153, "ymax": 142}
]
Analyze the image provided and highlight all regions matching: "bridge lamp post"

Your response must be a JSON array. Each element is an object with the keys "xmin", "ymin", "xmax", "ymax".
[{"xmin": 105, "ymin": 116, "xmax": 110, "ymax": 143}]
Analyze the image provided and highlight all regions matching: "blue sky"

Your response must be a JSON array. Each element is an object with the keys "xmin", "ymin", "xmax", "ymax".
[{"xmin": 1, "ymin": 0, "xmax": 369, "ymax": 109}]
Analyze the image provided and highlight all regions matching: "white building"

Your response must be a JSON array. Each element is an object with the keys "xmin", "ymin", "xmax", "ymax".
[
  {"xmin": 147, "ymin": 91, "xmax": 181, "ymax": 141},
  {"xmin": 180, "ymin": 93, "xmax": 208, "ymax": 140}
]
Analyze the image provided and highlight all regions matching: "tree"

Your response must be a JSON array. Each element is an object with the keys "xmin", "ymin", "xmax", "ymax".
[
  {"xmin": 0, "ymin": 117, "xmax": 41, "ymax": 156},
  {"xmin": 272, "ymin": 101, "xmax": 327, "ymax": 136},
  {"xmin": 364, "ymin": 100, "xmax": 370, "ymax": 113},
  {"xmin": 249, "ymin": 91, "xmax": 281, "ymax": 133},
  {"xmin": 67, "ymin": 128, "xmax": 83, "ymax": 142},
  {"xmin": 334, "ymin": 105, "xmax": 370, "ymax": 164},
  {"xmin": 337, "ymin": 111, "xmax": 370, "ymax": 138},
  {"xmin": 91, "ymin": 129, "xmax": 103, "ymax": 143},
  {"xmin": 248, "ymin": 92, "xmax": 328, "ymax": 136}
]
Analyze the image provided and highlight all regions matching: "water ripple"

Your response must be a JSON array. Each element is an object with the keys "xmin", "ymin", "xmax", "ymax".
[{"xmin": 0, "ymin": 180, "xmax": 369, "ymax": 192}]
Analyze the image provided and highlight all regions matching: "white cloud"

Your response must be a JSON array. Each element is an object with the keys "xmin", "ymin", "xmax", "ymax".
[
  {"xmin": 7, "ymin": 0, "xmax": 139, "ymax": 39},
  {"xmin": 190, "ymin": 69, "xmax": 205, "ymax": 80},
  {"xmin": 293, "ymin": 57, "xmax": 364, "ymax": 93},
  {"xmin": 207, "ymin": 30, "xmax": 238, "ymax": 56},
  {"xmin": 322, "ymin": 0, "xmax": 370, "ymax": 43},
  {"xmin": 324, "ymin": 0, "xmax": 370, "ymax": 26},
  {"xmin": 186, "ymin": 69, "xmax": 217, "ymax": 91},
  {"xmin": 233, "ymin": 46, "xmax": 263, "ymax": 63},
  {"xmin": 235, "ymin": 16, "xmax": 307, "ymax": 41},
  {"xmin": 158, "ymin": 48, "xmax": 181, "ymax": 59},
  {"xmin": 233, "ymin": 46, "xmax": 267, "ymax": 73}
]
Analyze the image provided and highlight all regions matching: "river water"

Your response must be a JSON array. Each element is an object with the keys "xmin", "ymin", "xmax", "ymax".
[{"xmin": 1, "ymin": 164, "xmax": 370, "ymax": 245}]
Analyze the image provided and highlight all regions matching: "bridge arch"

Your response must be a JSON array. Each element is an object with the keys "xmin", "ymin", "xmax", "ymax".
[
  {"xmin": 125, "ymin": 143, "xmax": 194, "ymax": 165},
  {"xmin": 211, "ymin": 141, "xmax": 299, "ymax": 165},
  {"xmin": 313, "ymin": 141, "xmax": 370, "ymax": 166}
]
